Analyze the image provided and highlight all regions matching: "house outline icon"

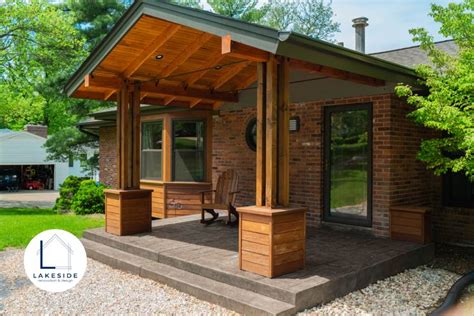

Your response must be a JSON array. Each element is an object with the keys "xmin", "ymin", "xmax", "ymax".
[{"xmin": 36, "ymin": 233, "xmax": 74, "ymax": 270}]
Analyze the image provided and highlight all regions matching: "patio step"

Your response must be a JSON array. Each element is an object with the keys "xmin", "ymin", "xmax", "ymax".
[
  {"xmin": 82, "ymin": 239, "xmax": 296, "ymax": 316},
  {"xmin": 83, "ymin": 229, "xmax": 296, "ymax": 305}
]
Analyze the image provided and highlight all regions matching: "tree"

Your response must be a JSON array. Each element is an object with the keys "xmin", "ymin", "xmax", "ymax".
[
  {"xmin": 0, "ymin": 0, "xmax": 84, "ymax": 90},
  {"xmin": 395, "ymin": 0, "xmax": 474, "ymax": 179},
  {"xmin": 207, "ymin": 0, "xmax": 270, "ymax": 23},
  {"xmin": 266, "ymin": 0, "xmax": 340, "ymax": 40},
  {"xmin": 63, "ymin": 0, "xmax": 130, "ymax": 50}
]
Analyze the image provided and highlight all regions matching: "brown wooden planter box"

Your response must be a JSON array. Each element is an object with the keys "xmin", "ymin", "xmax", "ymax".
[
  {"xmin": 237, "ymin": 206, "xmax": 306, "ymax": 278},
  {"xmin": 390, "ymin": 205, "xmax": 432, "ymax": 244},
  {"xmin": 104, "ymin": 189, "xmax": 153, "ymax": 236}
]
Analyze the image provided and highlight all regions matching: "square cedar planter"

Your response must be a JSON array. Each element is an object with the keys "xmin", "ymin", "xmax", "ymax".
[
  {"xmin": 104, "ymin": 189, "xmax": 153, "ymax": 236},
  {"xmin": 390, "ymin": 205, "xmax": 432, "ymax": 244},
  {"xmin": 237, "ymin": 206, "xmax": 307, "ymax": 278}
]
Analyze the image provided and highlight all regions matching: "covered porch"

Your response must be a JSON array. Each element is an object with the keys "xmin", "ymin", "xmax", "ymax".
[
  {"xmin": 65, "ymin": 0, "xmax": 431, "ymax": 297},
  {"xmin": 82, "ymin": 214, "xmax": 434, "ymax": 315}
]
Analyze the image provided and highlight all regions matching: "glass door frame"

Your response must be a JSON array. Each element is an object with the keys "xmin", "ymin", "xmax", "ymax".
[{"xmin": 323, "ymin": 103, "xmax": 373, "ymax": 227}]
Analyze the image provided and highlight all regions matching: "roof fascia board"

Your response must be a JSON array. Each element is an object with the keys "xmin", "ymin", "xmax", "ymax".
[
  {"xmin": 65, "ymin": 0, "xmax": 280, "ymax": 97},
  {"xmin": 279, "ymin": 34, "xmax": 419, "ymax": 84}
]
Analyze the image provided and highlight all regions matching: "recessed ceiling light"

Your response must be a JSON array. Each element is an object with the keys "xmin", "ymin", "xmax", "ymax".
[
  {"xmin": 155, "ymin": 54, "xmax": 164, "ymax": 60},
  {"xmin": 214, "ymin": 65, "xmax": 222, "ymax": 70}
]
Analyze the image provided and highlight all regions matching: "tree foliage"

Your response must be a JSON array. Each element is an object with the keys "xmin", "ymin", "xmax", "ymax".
[
  {"xmin": 265, "ymin": 0, "xmax": 340, "ymax": 40},
  {"xmin": 0, "ymin": 0, "xmax": 84, "ymax": 89},
  {"xmin": 395, "ymin": 0, "xmax": 474, "ymax": 179}
]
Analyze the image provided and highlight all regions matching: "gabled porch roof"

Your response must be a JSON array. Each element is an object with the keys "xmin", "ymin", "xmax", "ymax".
[{"xmin": 65, "ymin": 0, "xmax": 418, "ymax": 110}]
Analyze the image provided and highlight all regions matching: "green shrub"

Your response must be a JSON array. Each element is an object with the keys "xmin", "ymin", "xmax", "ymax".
[
  {"xmin": 54, "ymin": 176, "xmax": 87, "ymax": 212},
  {"xmin": 71, "ymin": 180, "xmax": 106, "ymax": 215}
]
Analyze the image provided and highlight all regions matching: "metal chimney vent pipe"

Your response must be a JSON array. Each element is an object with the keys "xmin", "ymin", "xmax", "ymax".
[{"xmin": 352, "ymin": 17, "xmax": 369, "ymax": 53}]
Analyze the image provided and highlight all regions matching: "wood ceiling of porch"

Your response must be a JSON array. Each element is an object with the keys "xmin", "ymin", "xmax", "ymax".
[{"xmin": 73, "ymin": 15, "xmax": 258, "ymax": 110}]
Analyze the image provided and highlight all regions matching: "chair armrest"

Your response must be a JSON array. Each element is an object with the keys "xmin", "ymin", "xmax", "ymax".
[
  {"xmin": 198, "ymin": 190, "xmax": 216, "ymax": 194},
  {"xmin": 199, "ymin": 190, "xmax": 215, "ymax": 203}
]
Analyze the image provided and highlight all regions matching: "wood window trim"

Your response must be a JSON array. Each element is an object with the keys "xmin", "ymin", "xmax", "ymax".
[
  {"xmin": 141, "ymin": 120, "xmax": 164, "ymax": 181},
  {"xmin": 141, "ymin": 111, "xmax": 212, "ymax": 183}
]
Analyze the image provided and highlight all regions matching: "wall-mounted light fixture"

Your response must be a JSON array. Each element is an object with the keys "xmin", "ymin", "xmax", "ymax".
[{"xmin": 289, "ymin": 116, "xmax": 300, "ymax": 132}]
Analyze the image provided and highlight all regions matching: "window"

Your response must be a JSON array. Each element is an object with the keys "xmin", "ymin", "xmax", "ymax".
[
  {"xmin": 141, "ymin": 121, "xmax": 163, "ymax": 180},
  {"xmin": 443, "ymin": 172, "xmax": 474, "ymax": 208},
  {"xmin": 245, "ymin": 118, "xmax": 257, "ymax": 151},
  {"xmin": 172, "ymin": 120, "xmax": 205, "ymax": 182}
]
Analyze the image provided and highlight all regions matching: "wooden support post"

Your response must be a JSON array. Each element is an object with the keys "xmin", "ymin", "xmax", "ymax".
[
  {"xmin": 265, "ymin": 56, "xmax": 278, "ymax": 208},
  {"xmin": 162, "ymin": 115, "xmax": 172, "ymax": 182},
  {"xmin": 117, "ymin": 81, "xmax": 129, "ymax": 189},
  {"xmin": 116, "ymin": 80, "xmax": 141, "ymax": 189},
  {"xmin": 277, "ymin": 57, "xmax": 290, "ymax": 207},
  {"xmin": 131, "ymin": 82, "xmax": 141, "ymax": 189},
  {"xmin": 256, "ymin": 63, "xmax": 266, "ymax": 207}
]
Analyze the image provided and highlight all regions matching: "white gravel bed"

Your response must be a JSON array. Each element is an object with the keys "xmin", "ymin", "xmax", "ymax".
[
  {"xmin": 0, "ymin": 249, "xmax": 237, "ymax": 315},
  {"xmin": 299, "ymin": 266, "xmax": 461, "ymax": 315}
]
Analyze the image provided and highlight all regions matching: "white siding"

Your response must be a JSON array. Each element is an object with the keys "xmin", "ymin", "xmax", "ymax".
[{"xmin": 0, "ymin": 132, "xmax": 91, "ymax": 190}]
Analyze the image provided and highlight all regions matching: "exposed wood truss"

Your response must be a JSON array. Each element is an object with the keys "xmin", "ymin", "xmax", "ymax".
[
  {"xmin": 122, "ymin": 24, "xmax": 181, "ymax": 78},
  {"xmin": 221, "ymin": 34, "xmax": 269, "ymax": 62},
  {"xmin": 84, "ymin": 75, "xmax": 238, "ymax": 103}
]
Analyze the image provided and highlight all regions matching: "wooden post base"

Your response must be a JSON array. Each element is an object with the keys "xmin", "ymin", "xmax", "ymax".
[
  {"xmin": 237, "ymin": 205, "xmax": 307, "ymax": 278},
  {"xmin": 105, "ymin": 189, "xmax": 153, "ymax": 236}
]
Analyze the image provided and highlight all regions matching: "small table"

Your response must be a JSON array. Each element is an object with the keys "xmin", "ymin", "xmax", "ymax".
[{"xmin": 237, "ymin": 205, "xmax": 307, "ymax": 278}]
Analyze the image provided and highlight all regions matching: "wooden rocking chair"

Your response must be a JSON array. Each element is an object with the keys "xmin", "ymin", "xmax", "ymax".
[{"xmin": 200, "ymin": 169, "xmax": 239, "ymax": 225}]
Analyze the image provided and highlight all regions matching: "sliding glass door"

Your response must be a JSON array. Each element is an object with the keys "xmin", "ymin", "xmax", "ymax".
[{"xmin": 323, "ymin": 103, "xmax": 372, "ymax": 227}]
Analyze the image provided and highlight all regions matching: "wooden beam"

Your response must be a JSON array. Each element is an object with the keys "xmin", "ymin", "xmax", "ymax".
[
  {"xmin": 122, "ymin": 24, "xmax": 181, "ymax": 78},
  {"xmin": 160, "ymin": 32, "xmax": 213, "ymax": 78},
  {"xmin": 141, "ymin": 96, "xmax": 214, "ymax": 110},
  {"xmin": 131, "ymin": 82, "xmax": 141, "ymax": 189},
  {"xmin": 265, "ymin": 56, "xmax": 278, "ymax": 208},
  {"xmin": 289, "ymin": 59, "xmax": 385, "ymax": 87},
  {"xmin": 222, "ymin": 35, "xmax": 269, "ymax": 62},
  {"xmin": 117, "ymin": 81, "xmax": 129, "ymax": 189},
  {"xmin": 213, "ymin": 62, "xmax": 250, "ymax": 89},
  {"xmin": 277, "ymin": 57, "xmax": 290, "ymax": 207},
  {"xmin": 84, "ymin": 75, "xmax": 238, "ymax": 103},
  {"xmin": 186, "ymin": 52, "xmax": 224, "ymax": 85},
  {"xmin": 116, "ymin": 81, "xmax": 141, "ymax": 189},
  {"xmin": 256, "ymin": 62, "xmax": 266, "ymax": 207},
  {"xmin": 162, "ymin": 115, "xmax": 172, "ymax": 182},
  {"xmin": 192, "ymin": 61, "xmax": 250, "ymax": 107}
]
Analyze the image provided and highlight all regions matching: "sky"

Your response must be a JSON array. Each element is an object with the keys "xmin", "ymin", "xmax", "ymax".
[{"xmin": 320, "ymin": 0, "xmax": 456, "ymax": 53}]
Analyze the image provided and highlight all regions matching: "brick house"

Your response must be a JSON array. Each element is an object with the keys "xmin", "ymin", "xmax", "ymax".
[{"xmin": 66, "ymin": 1, "xmax": 474, "ymax": 247}]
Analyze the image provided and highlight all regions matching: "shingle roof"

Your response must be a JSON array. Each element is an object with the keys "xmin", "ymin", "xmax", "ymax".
[{"xmin": 370, "ymin": 40, "xmax": 458, "ymax": 68}]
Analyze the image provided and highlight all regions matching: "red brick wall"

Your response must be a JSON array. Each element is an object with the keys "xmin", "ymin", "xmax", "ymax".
[
  {"xmin": 97, "ymin": 94, "xmax": 474, "ymax": 240},
  {"xmin": 99, "ymin": 127, "xmax": 117, "ymax": 188},
  {"xmin": 213, "ymin": 94, "xmax": 435, "ymax": 237}
]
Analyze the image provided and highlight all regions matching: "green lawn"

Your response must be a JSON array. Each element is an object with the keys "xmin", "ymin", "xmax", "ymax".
[{"xmin": 0, "ymin": 208, "xmax": 104, "ymax": 250}]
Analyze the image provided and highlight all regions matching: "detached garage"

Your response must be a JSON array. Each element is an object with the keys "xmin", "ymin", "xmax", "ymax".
[{"xmin": 0, "ymin": 125, "xmax": 87, "ymax": 191}]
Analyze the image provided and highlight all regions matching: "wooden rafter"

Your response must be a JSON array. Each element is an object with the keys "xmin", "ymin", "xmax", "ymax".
[
  {"xmin": 186, "ymin": 52, "xmax": 225, "ymax": 85},
  {"xmin": 122, "ymin": 24, "xmax": 181, "ymax": 78},
  {"xmin": 289, "ymin": 59, "xmax": 385, "ymax": 87},
  {"xmin": 211, "ymin": 67, "xmax": 257, "ymax": 109},
  {"xmin": 141, "ymin": 95, "xmax": 213, "ymax": 110},
  {"xmin": 191, "ymin": 61, "xmax": 249, "ymax": 107},
  {"xmin": 153, "ymin": 32, "xmax": 213, "ymax": 107},
  {"xmin": 222, "ymin": 35, "xmax": 269, "ymax": 62},
  {"xmin": 83, "ymin": 75, "xmax": 238, "ymax": 103},
  {"xmin": 160, "ymin": 32, "xmax": 213, "ymax": 78}
]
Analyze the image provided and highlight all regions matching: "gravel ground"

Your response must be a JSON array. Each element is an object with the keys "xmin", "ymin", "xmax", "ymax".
[
  {"xmin": 0, "ymin": 249, "xmax": 236, "ymax": 315},
  {"xmin": 1, "ymin": 247, "xmax": 473, "ymax": 315},
  {"xmin": 299, "ymin": 266, "xmax": 461, "ymax": 315}
]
